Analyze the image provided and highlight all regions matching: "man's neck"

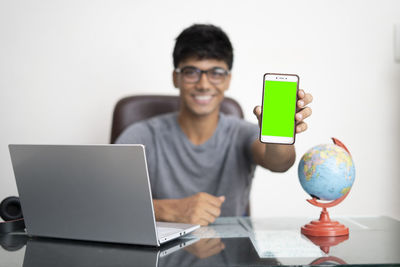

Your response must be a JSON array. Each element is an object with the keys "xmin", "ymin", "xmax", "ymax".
[{"xmin": 177, "ymin": 108, "xmax": 219, "ymax": 146}]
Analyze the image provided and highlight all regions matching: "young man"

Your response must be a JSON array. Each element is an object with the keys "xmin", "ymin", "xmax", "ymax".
[{"xmin": 116, "ymin": 24, "xmax": 313, "ymax": 226}]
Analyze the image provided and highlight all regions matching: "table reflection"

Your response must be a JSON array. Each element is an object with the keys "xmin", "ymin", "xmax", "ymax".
[
  {"xmin": 0, "ymin": 230, "xmax": 347, "ymax": 267},
  {"xmin": 1, "ymin": 216, "xmax": 399, "ymax": 266},
  {"xmin": 303, "ymin": 234, "xmax": 349, "ymax": 254},
  {"xmin": 184, "ymin": 238, "xmax": 225, "ymax": 259},
  {"xmin": 0, "ymin": 233, "xmax": 27, "ymax": 252},
  {"xmin": 0, "ymin": 235, "xmax": 281, "ymax": 267}
]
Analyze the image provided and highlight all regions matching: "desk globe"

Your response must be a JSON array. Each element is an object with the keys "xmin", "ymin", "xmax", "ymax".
[{"xmin": 298, "ymin": 138, "xmax": 355, "ymax": 236}]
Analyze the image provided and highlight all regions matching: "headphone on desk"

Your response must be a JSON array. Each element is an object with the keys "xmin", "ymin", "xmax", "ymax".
[{"xmin": 0, "ymin": 196, "xmax": 25, "ymax": 234}]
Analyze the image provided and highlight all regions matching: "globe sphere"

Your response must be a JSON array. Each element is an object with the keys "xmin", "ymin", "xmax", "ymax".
[{"xmin": 298, "ymin": 144, "xmax": 355, "ymax": 201}]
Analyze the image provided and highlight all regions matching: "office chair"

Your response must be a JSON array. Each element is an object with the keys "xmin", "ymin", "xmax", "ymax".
[
  {"xmin": 110, "ymin": 94, "xmax": 250, "ymax": 215},
  {"xmin": 110, "ymin": 95, "xmax": 244, "ymax": 144}
]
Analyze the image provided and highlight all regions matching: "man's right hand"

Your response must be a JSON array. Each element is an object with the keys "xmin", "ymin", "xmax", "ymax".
[{"xmin": 153, "ymin": 192, "xmax": 225, "ymax": 226}]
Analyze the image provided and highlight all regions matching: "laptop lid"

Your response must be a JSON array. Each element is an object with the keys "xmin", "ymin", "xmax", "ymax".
[{"xmin": 9, "ymin": 144, "xmax": 160, "ymax": 246}]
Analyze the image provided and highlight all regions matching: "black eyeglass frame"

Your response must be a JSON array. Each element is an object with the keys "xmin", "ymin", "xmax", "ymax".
[{"xmin": 175, "ymin": 66, "xmax": 230, "ymax": 85}]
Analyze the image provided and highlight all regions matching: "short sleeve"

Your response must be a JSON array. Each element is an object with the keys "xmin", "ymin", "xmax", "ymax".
[{"xmin": 114, "ymin": 122, "xmax": 156, "ymax": 162}]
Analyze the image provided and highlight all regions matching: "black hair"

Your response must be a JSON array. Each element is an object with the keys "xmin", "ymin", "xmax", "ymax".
[{"xmin": 173, "ymin": 24, "xmax": 233, "ymax": 70}]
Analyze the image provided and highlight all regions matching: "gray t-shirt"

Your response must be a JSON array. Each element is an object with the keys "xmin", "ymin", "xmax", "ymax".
[{"xmin": 116, "ymin": 112, "xmax": 259, "ymax": 216}]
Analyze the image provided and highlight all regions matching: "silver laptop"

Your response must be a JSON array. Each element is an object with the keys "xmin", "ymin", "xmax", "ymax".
[{"xmin": 8, "ymin": 144, "xmax": 200, "ymax": 246}]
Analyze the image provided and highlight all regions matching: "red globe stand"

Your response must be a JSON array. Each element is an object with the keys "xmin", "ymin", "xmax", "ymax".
[
  {"xmin": 301, "ymin": 192, "xmax": 350, "ymax": 237},
  {"xmin": 301, "ymin": 137, "xmax": 352, "ymax": 237}
]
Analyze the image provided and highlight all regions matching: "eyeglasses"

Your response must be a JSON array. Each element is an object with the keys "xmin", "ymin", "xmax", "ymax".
[{"xmin": 175, "ymin": 66, "xmax": 230, "ymax": 85}]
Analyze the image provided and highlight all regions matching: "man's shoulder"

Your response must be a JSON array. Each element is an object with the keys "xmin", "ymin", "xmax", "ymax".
[
  {"xmin": 115, "ymin": 112, "xmax": 177, "ymax": 143},
  {"xmin": 140, "ymin": 112, "xmax": 177, "ymax": 128},
  {"xmin": 128, "ymin": 112, "xmax": 176, "ymax": 130}
]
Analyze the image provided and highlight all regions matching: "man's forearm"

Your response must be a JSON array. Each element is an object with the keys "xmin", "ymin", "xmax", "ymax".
[
  {"xmin": 252, "ymin": 140, "xmax": 296, "ymax": 172},
  {"xmin": 264, "ymin": 143, "xmax": 296, "ymax": 172}
]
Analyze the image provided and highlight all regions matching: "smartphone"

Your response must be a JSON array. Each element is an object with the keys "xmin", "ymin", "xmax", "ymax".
[{"xmin": 260, "ymin": 73, "xmax": 299, "ymax": 144}]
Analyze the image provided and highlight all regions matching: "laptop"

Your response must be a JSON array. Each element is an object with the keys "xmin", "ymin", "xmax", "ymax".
[{"xmin": 8, "ymin": 144, "xmax": 200, "ymax": 246}]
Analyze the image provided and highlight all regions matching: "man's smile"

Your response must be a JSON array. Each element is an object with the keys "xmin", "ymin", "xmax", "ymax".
[{"xmin": 192, "ymin": 94, "xmax": 215, "ymax": 105}]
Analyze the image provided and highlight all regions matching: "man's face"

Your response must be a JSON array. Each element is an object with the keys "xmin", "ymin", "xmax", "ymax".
[{"xmin": 173, "ymin": 58, "xmax": 231, "ymax": 117}]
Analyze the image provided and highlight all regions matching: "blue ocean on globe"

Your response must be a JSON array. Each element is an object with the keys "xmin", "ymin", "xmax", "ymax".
[{"xmin": 298, "ymin": 144, "xmax": 355, "ymax": 201}]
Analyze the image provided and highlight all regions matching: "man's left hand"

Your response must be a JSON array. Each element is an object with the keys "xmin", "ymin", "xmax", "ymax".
[{"xmin": 294, "ymin": 89, "xmax": 313, "ymax": 133}]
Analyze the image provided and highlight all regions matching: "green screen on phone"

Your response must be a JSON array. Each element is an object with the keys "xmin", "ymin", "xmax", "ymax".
[{"xmin": 261, "ymin": 80, "xmax": 297, "ymax": 137}]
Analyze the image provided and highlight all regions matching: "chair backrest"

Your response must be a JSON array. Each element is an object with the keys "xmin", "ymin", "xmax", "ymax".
[{"xmin": 110, "ymin": 95, "xmax": 244, "ymax": 143}]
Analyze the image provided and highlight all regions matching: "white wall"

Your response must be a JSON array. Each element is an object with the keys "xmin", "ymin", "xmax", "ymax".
[{"xmin": 1, "ymin": 0, "xmax": 399, "ymax": 220}]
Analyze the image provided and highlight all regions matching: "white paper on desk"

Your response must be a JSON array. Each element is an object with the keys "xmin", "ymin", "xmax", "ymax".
[
  {"xmin": 250, "ymin": 230, "xmax": 325, "ymax": 258},
  {"xmin": 181, "ymin": 224, "xmax": 249, "ymax": 239}
]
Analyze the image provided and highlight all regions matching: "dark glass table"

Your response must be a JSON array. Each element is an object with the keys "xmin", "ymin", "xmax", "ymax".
[{"xmin": 0, "ymin": 216, "xmax": 399, "ymax": 266}]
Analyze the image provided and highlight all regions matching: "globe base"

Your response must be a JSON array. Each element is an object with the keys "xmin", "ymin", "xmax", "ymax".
[{"xmin": 301, "ymin": 208, "xmax": 349, "ymax": 237}]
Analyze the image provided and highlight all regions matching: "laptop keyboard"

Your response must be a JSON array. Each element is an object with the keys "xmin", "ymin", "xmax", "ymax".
[{"xmin": 157, "ymin": 227, "xmax": 182, "ymax": 238}]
